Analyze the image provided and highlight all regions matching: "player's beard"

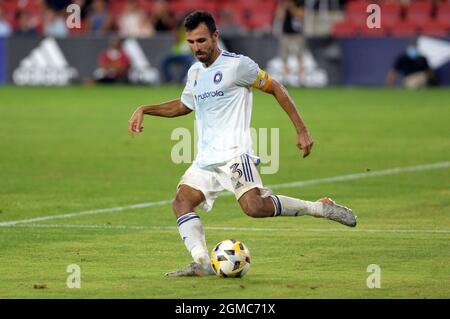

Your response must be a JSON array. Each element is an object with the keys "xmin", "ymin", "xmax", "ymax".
[{"xmin": 196, "ymin": 45, "xmax": 215, "ymax": 64}]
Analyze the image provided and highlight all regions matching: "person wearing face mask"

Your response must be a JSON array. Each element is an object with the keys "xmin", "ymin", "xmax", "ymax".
[
  {"xmin": 93, "ymin": 36, "xmax": 130, "ymax": 84},
  {"xmin": 385, "ymin": 42, "xmax": 435, "ymax": 89}
]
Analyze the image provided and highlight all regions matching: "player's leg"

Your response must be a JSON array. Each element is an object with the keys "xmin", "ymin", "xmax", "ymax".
[
  {"xmin": 165, "ymin": 165, "xmax": 223, "ymax": 277},
  {"xmin": 238, "ymin": 188, "xmax": 276, "ymax": 218},
  {"xmin": 172, "ymin": 184, "xmax": 210, "ymax": 267},
  {"xmin": 239, "ymin": 189, "xmax": 356, "ymax": 227},
  {"xmin": 172, "ymin": 184, "xmax": 205, "ymax": 219},
  {"xmin": 280, "ymin": 34, "xmax": 290, "ymax": 83},
  {"xmin": 230, "ymin": 154, "xmax": 357, "ymax": 227},
  {"xmin": 295, "ymin": 35, "xmax": 305, "ymax": 84},
  {"xmin": 238, "ymin": 188, "xmax": 324, "ymax": 218},
  {"xmin": 165, "ymin": 184, "xmax": 212, "ymax": 277}
]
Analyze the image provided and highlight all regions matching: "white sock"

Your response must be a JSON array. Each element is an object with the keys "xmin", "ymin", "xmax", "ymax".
[
  {"xmin": 270, "ymin": 195, "xmax": 324, "ymax": 217},
  {"xmin": 177, "ymin": 212, "xmax": 211, "ymax": 270}
]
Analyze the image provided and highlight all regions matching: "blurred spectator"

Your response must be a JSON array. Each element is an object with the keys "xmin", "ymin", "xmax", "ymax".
[
  {"xmin": 275, "ymin": 0, "xmax": 305, "ymax": 83},
  {"xmin": 46, "ymin": 0, "xmax": 72, "ymax": 11},
  {"xmin": 218, "ymin": 8, "xmax": 246, "ymax": 37},
  {"xmin": 93, "ymin": 36, "xmax": 130, "ymax": 83},
  {"xmin": 151, "ymin": 0, "xmax": 175, "ymax": 32},
  {"xmin": 161, "ymin": 24, "xmax": 194, "ymax": 83},
  {"xmin": 71, "ymin": 0, "xmax": 94, "ymax": 20},
  {"xmin": 15, "ymin": 10, "xmax": 39, "ymax": 36},
  {"xmin": 385, "ymin": 42, "xmax": 436, "ymax": 89},
  {"xmin": 118, "ymin": 0, "xmax": 154, "ymax": 38},
  {"xmin": 86, "ymin": 0, "xmax": 113, "ymax": 35},
  {"xmin": 0, "ymin": 8, "xmax": 13, "ymax": 37},
  {"xmin": 43, "ymin": 8, "xmax": 69, "ymax": 38}
]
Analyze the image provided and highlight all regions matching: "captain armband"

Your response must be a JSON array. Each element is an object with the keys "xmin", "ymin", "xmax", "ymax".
[{"xmin": 251, "ymin": 68, "xmax": 273, "ymax": 92}]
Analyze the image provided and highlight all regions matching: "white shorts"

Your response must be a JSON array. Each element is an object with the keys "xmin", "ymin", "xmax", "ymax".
[{"xmin": 177, "ymin": 154, "xmax": 272, "ymax": 212}]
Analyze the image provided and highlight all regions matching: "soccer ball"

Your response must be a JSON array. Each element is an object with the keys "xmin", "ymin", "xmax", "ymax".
[{"xmin": 210, "ymin": 239, "xmax": 251, "ymax": 278}]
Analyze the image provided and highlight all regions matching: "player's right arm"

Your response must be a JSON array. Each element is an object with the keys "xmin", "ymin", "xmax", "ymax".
[{"xmin": 128, "ymin": 99, "xmax": 192, "ymax": 137}]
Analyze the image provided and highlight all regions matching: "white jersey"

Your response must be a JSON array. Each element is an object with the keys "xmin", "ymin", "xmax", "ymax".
[{"xmin": 181, "ymin": 50, "xmax": 262, "ymax": 168}]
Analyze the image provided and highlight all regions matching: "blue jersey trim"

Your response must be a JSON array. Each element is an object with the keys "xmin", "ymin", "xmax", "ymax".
[{"xmin": 221, "ymin": 51, "xmax": 240, "ymax": 58}]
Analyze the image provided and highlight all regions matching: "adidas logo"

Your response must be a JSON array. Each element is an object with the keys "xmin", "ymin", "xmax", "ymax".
[
  {"xmin": 13, "ymin": 37, "xmax": 78, "ymax": 85},
  {"xmin": 122, "ymin": 38, "xmax": 159, "ymax": 84}
]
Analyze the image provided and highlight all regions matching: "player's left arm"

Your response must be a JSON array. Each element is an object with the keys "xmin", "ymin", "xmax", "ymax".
[{"xmin": 252, "ymin": 69, "xmax": 313, "ymax": 158}]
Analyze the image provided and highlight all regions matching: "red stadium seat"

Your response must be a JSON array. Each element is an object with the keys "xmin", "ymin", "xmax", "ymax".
[
  {"xmin": 389, "ymin": 20, "xmax": 418, "ymax": 37},
  {"xmin": 405, "ymin": 0, "xmax": 433, "ymax": 28},
  {"xmin": 109, "ymin": 0, "xmax": 127, "ymax": 17},
  {"xmin": 0, "ymin": 0, "xmax": 19, "ymax": 12},
  {"xmin": 0, "ymin": 0, "xmax": 18, "ymax": 24},
  {"xmin": 436, "ymin": 1, "xmax": 450, "ymax": 29},
  {"xmin": 241, "ymin": 0, "xmax": 277, "ymax": 12},
  {"xmin": 345, "ymin": 0, "xmax": 371, "ymax": 27},
  {"xmin": 167, "ymin": 1, "xmax": 188, "ymax": 19},
  {"xmin": 379, "ymin": 1, "xmax": 403, "ymax": 29},
  {"xmin": 168, "ymin": 0, "xmax": 217, "ymax": 19},
  {"xmin": 420, "ymin": 20, "xmax": 449, "ymax": 37},
  {"xmin": 69, "ymin": 19, "xmax": 87, "ymax": 37},
  {"xmin": 18, "ymin": 0, "xmax": 42, "ymax": 12},
  {"xmin": 139, "ymin": 0, "xmax": 155, "ymax": 14},
  {"xmin": 331, "ymin": 19, "xmax": 358, "ymax": 38},
  {"xmin": 216, "ymin": 4, "xmax": 247, "ymax": 30},
  {"xmin": 246, "ymin": 10, "xmax": 274, "ymax": 31},
  {"xmin": 359, "ymin": 25, "xmax": 388, "ymax": 38}
]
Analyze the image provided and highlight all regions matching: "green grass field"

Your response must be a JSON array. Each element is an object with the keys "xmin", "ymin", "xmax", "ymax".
[{"xmin": 0, "ymin": 86, "xmax": 449, "ymax": 298}]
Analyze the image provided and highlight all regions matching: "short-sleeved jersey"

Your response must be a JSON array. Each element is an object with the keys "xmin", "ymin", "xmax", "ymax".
[{"xmin": 181, "ymin": 50, "xmax": 265, "ymax": 168}]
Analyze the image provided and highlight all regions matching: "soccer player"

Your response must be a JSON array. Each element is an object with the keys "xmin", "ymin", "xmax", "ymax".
[{"xmin": 128, "ymin": 11, "xmax": 357, "ymax": 277}]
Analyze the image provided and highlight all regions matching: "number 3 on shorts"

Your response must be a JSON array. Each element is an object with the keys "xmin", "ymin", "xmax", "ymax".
[{"xmin": 230, "ymin": 163, "xmax": 243, "ymax": 179}]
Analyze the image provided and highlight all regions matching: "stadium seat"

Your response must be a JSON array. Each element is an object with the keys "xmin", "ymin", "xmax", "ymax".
[
  {"xmin": 244, "ymin": 1, "xmax": 276, "ymax": 30},
  {"xmin": 359, "ymin": 25, "xmax": 388, "ymax": 38},
  {"xmin": 139, "ymin": 0, "xmax": 155, "ymax": 14},
  {"xmin": 405, "ymin": 0, "xmax": 433, "ymax": 28},
  {"xmin": 18, "ymin": 0, "xmax": 42, "ymax": 12},
  {"xmin": 109, "ymin": 0, "xmax": 127, "ymax": 17},
  {"xmin": 345, "ymin": 0, "xmax": 370, "ymax": 27},
  {"xmin": 389, "ymin": 20, "xmax": 418, "ymax": 37},
  {"xmin": 0, "ymin": 0, "xmax": 18, "ymax": 24},
  {"xmin": 217, "ymin": 1, "xmax": 245, "ymax": 17},
  {"xmin": 188, "ymin": 0, "xmax": 217, "ymax": 14},
  {"xmin": 246, "ymin": 10, "xmax": 274, "ymax": 31},
  {"xmin": 379, "ymin": 1, "xmax": 403, "ymax": 29},
  {"xmin": 168, "ymin": 0, "xmax": 217, "ymax": 20},
  {"xmin": 167, "ymin": 1, "xmax": 189, "ymax": 19},
  {"xmin": 217, "ymin": 4, "xmax": 246, "ymax": 27},
  {"xmin": 436, "ymin": 1, "xmax": 450, "ymax": 29},
  {"xmin": 331, "ymin": 19, "xmax": 358, "ymax": 38},
  {"xmin": 69, "ymin": 20, "xmax": 87, "ymax": 37},
  {"xmin": 0, "ymin": 0, "xmax": 18, "ymax": 12},
  {"xmin": 420, "ymin": 20, "xmax": 449, "ymax": 37},
  {"xmin": 241, "ymin": 0, "xmax": 277, "ymax": 12}
]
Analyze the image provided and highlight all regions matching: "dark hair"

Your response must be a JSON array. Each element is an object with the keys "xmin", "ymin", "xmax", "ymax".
[{"xmin": 184, "ymin": 11, "xmax": 217, "ymax": 34}]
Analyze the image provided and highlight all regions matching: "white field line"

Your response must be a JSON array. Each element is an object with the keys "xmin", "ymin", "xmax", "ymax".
[
  {"xmin": 0, "ymin": 161, "xmax": 449, "ymax": 227},
  {"xmin": 8, "ymin": 223, "xmax": 450, "ymax": 234},
  {"xmin": 0, "ymin": 200, "xmax": 172, "ymax": 227}
]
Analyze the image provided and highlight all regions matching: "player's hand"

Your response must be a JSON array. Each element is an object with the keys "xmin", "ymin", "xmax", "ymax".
[
  {"xmin": 296, "ymin": 129, "xmax": 313, "ymax": 158},
  {"xmin": 128, "ymin": 107, "xmax": 144, "ymax": 138}
]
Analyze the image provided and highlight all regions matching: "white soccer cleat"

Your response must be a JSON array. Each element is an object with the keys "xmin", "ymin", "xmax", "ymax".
[
  {"xmin": 318, "ymin": 197, "xmax": 357, "ymax": 227},
  {"xmin": 164, "ymin": 262, "xmax": 214, "ymax": 277}
]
